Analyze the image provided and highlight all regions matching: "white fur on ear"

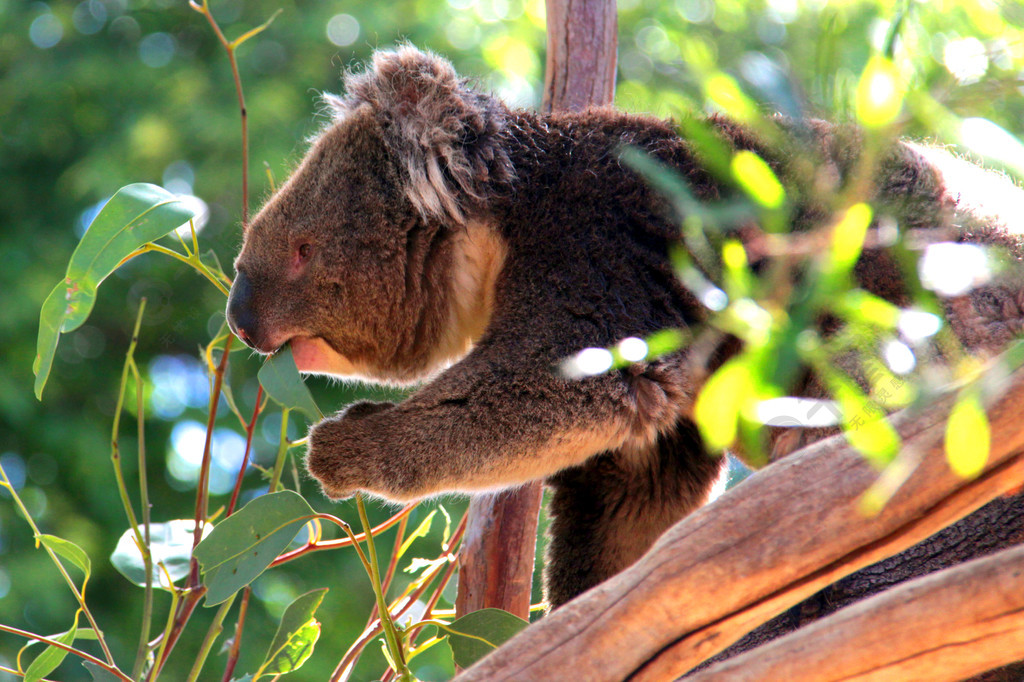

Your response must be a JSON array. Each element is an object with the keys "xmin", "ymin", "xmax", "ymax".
[{"xmin": 331, "ymin": 45, "xmax": 515, "ymax": 224}]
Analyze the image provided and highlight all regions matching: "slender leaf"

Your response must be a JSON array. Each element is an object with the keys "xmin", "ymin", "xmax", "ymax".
[
  {"xmin": 34, "ymin": 183, "xmax": 197, "ymax": 398},
  {"xmin": 831, "ymin": 378, "xmax": 901, "ymax": 466},
  {"xmin": 397, "ymin": 509, "xmax": 436, "ymax": 561},
  {"xmin": 856, "ymin": 55, "xmax": 905, "ymax": 128},
  {"xmin": 257, "ymin": 589, "xmax": 328, "ymax": 678},
  {"xmin": 731, "ymin": 150, "xmax": 785, "ymax": 209},
  {"xmin": 694, "ymin": 358, "xmax": 754, "ymax": 451},
  {"xmin": 38, "ymin": 534, "xmax": 91, "ymax": 584},
  {"xmin": 946, "ymin": 389, "xmax": 990, "ymax": 478},
  {"xmin": 194, "ymin": 491, "xmax": 315, "ymax": 605},
  {"xmin": 24, "ymin": 616, "xmax": 78, "ymax": 682},
  {"xmin": 258, "ymin": 345, "xmax": 323, "ymax": 420},
  {"xmin": 111, "ymin": 520, "xmax": 208, "ymax": 588},
  {"xmin": 446, "ymin": 608, "xmax": 529, "ymax": 669}
]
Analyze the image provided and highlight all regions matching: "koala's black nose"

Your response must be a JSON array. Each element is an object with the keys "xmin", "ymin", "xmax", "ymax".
[{"xmin": 226, "ymin": 270, "xmax": 258, "ymax": 348}]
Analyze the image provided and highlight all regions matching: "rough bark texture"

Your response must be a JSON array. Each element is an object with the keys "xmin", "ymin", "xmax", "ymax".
[
  {"xmin": 455, "ymin": 0, "xmax": 618, "ymax": 620},
  {"xmin": 688, "ymin": 543, "xmax": 1024, "ymax": 682},
  {"xmin": 453, "ymin": 362, "xmax": 1024, "ymax": 682},
  {"xmin": 715, "ymin": 490, "xmax": 1024, "ymax": 662},
  {"xmin": 542, "ymin": 0, "xmax": 618, "ymax": 113},
  {"xmin": 455, "ymin": 488, "xmax": 544, "ymax": 620}
]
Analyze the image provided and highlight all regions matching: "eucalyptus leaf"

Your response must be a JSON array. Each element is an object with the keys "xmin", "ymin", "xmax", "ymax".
[
  {"xmin": 194, "ymin": 491, "xmax": 315, "ymax": 605},
  {"xmin": 445, "ymin": 608, "xmax": 529, "ymax": 669},
  {"xmin": 946, "ymin": 389, "xmax": 990, "ymax": 478},
  {"xmin": 257, "ymin": 588, "xmax": 328, "ymax": 678},
  {"xmin": 24, "ymin": 618, "xmax": 78, "ymax": 682},
  {"xmin": 257, "ymin": 344, "xmax": 323, "ymax": 420},
  {"xmin": 397, "ymin": 509, "xmax": 436, "ymax": 561},
  {"xmin": 34, "ymin": 183, "xmax": 197, "ymax": 399},
  {"xmin": 111, "ymin": 520, "xmax": 209, "ymax": 588},
  {"xmin": 257, "ymin": 619, "xmax": 320, "ymax": 678},
  {"xmin": 38, "ymin": 534, "xmax": 91, "ymax": 584}
]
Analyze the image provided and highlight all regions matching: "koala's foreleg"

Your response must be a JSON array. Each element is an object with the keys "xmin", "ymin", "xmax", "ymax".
[
  {"xmin": 543, "ymin": 420, "xmax": 723, "ymax": 608},
  {"xmin": 305, "ymin": 343, "xmax": 660, "ymax": 502}
]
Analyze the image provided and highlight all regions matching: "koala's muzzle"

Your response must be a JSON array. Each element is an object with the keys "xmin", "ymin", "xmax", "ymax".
[{"xmin": 226, "ymin": 270, "xmax": 261, "ymax": 350}]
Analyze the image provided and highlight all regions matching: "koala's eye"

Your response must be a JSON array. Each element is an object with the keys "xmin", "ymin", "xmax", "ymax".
[{"xmin": 298, "ymin": 243, "xmax": 313, "ymax": 261}]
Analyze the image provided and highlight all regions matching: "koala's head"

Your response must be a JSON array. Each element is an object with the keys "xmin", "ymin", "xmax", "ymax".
[{"xmin": 227, "ymin": 46, "xmax": 513, "ymax": 384}]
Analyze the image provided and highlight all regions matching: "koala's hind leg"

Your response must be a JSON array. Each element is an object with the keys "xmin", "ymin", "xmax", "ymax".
[{"xmin": 543, "ymin": 419, "xmax": 724, "ymax": 608}]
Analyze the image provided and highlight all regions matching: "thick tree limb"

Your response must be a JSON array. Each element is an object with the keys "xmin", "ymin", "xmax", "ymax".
[
  {"xmin": 455, "ymin": 363, "xmax": 1024, "ymax": 681},
  {"xmin": 687, "ymin": 542, "xmax": 1024, "ymax": 682},
  {"xmin": 456, "ymin": 0, "xmax": 618, "ymax": 619}
]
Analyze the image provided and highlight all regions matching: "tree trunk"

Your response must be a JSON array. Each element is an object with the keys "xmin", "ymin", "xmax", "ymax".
[{"xmin": 455, "ymin": 0, "xmax": 618, "ymax": 620}]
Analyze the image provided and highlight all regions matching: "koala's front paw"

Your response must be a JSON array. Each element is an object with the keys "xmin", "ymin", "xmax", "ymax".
[{"xmin": 305, "ymin": 401, "xmax": 396, "ymax": 500}]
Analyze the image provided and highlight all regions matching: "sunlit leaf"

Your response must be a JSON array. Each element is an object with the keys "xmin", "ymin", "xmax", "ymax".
[
  {"xmin": 256, "ymin": 589, "xmax": 328, "ymax": 678},
  {"xmin": 945, "ymin": 390, "xmax": 990, "ymax": 478},
  {"xmin": 446, "ymin": 608, "xmax": 529, "ymax": 669},
  {"xmin": 721, "ymin": 240, "xmax": 752, "ymax": 299},
  {"xmin": 397, "ymin": 509, "xmax": 437, "ymax": 561},
  {"xmin": 258, "ymin": 345, "xmax": 323, "ymax": 421},
  {"xmin": 832, "ymin": 379, "xmax": 900, "ymax": 466},
  {"xmin": 731, "ymin": 150, "xmax": 785, "ymax": 209},
  {"xmin": 855, "ymin": 55, "xmax": 905, "ymax": 128},
  {"xmin": 704, "ymin": 72, "xmax": 758, "ymax": 123},
  {"xmin": 694, "ymin": 358, "xmax": 754, "ymax": 451},
  {"xmin": 24, "ymin": 616, "xmax": 78, "ymax": 682},
  {"xmin": 38, "ymin": 534, "xmax": 91, "ymax": 585},
  {"xmin": 828, "ymin": 203, "xmax": 873, "ymax": 276},
  {"xmin": 111, "ymin": 520, "xmax": 209, "ymax": 589},
  {"xmin": 836, "ymin": 290, "xmax": 900, "ymax": 329},
  {"xmin": 34, "ymin": 183, "xmax": 197, "ymax": 399},
  {"xmin": 194, "ymin": 491, "xmax": 315, "ymax": 605}
]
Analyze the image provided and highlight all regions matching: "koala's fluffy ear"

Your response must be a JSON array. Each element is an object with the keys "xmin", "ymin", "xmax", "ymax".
[{"xmin": 328, "ymin": 46, "xmax": 514, "ymax": 224}]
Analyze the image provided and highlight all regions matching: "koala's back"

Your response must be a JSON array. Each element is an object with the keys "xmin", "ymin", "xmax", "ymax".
[{"xmin": 483, "ymin": 109, "xmax": 716, "ymax": 359}]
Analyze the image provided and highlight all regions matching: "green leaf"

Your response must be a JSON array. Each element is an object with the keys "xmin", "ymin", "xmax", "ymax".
[
  {"xmin": 831, "ymin": 378, "xmax": 901, "ymax": 466},
  {"xmin": 111, "ymin": 520, "xmax": 209, "ymax": 589},
  {"xmin": 82, "ymin": 661, "xmax": 122, "ymax": 682},
  {"xmin": 194, "ymin": 491, "xmax": 315, "ymax": 605},
  {"xmin": 703, "ymin": 72, "xmax": 758, "ymax": 124},
  {"xmin": 827, "ymin": 203, "xmax": 873, "ymax": 277},
  {"xmin": 34, "ymin": 183, "xmax": 197, "ymax": 399},
  {"xmin": 945, "ymin": 389, "xmax": 990, "ymax": 478},
  {"xmin": 25, "ymin": 616, "xmax": 78, "ymax": 682},
  {"xmin": 731, "ymin": 150, "xmax": 785, "ymax": 209},
  {"xmin": 835, "ymin": 290, "xmax": 900, "ymax": 329},
  {"xmin": 694, "ymin": 358, "xmax": 754, "ymax": 452},
  {"xmin": 856, "ymin": 55, "xmax": 905, "ymax": 128},
  {"xmin": 445, "ymin": 608, "xmax": 529, "ymax": 669},
  {"xmin": 38, "ymin": 534, "xmax": 91, "ymax": 585},
  {"xmin": 256, "ymin": 588, "xmax": 328, "ymax": 678},
  {"xmin": 258, "ymin": 345, "xmax": 323, "ymax": 420},
  {"xmin": 397, "ymin": 509, "xmax": 436, "ymax": 561}
]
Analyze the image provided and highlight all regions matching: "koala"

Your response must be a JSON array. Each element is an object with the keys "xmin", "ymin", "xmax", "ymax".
[{"xmin": 227, "ymin": 46, "xmax": 1024, "ymax": 608}]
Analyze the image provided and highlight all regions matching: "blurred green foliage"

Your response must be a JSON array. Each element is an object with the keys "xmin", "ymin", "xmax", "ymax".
[{"xmin": 2, "ymin": 0, "xmax": 1023, "ymax": 680}]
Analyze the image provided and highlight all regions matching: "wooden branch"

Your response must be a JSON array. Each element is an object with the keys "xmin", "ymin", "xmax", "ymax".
[
  {"xmin": 455, "ymin": 488, "xmax": 543, "ymax": 619},
  {"xmin": 456, "ymin": 0, "xmax": 618, "ymax": 620},
  {"xmin": 455, "ymin": 364, "xmax": 1024, "ymax": 681},
  {"xmin": 688, "ymin": 543, "xmax": 1024, "ymax": 682},
  {"xmin": 542, "ymin": 0, "xmax": 618, "ymax": 113}
]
